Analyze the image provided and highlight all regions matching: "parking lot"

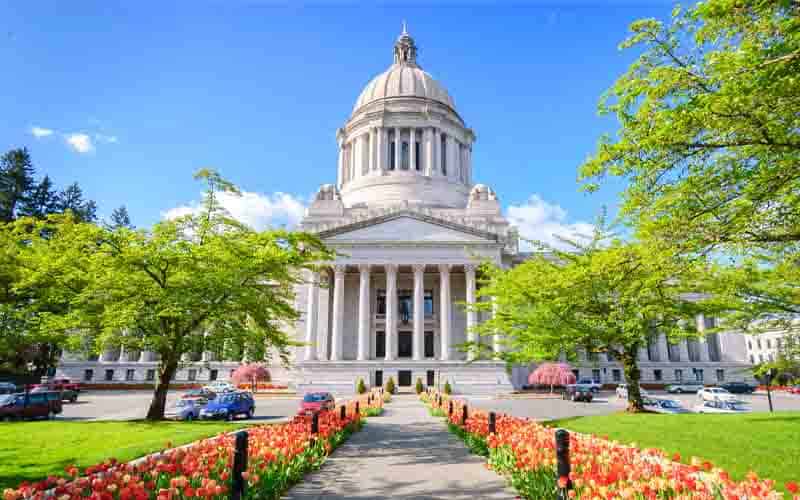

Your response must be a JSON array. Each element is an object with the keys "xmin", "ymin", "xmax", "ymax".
[
  {"xmin": 464, "ymin": 390, "xmax": 800, "ymax": 421},
  {"xmin": 55, "ymin": 390, "xmax": 301, "ymax": 422}
]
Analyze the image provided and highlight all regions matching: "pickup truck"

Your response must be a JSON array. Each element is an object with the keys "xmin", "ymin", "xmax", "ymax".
[{"xmin": 574, "ymin": 379, "xmax": 602, "ymax": 393}]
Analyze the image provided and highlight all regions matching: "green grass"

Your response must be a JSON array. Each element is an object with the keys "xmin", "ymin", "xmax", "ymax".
[
  {"xmin": 547, "ymin": 412, "xmax": 800, "ymax": 494},
  {"xmin": 0, "ymin": 420, "xmax": 249, "ymax": 490}
]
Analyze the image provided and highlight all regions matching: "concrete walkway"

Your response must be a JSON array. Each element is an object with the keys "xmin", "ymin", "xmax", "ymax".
[{"xmin": 283, "ymin": 395, "xmax": 515, "ymax": 500}]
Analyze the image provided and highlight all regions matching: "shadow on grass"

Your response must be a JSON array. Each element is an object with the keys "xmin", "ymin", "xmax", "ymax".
[{"xmin": 0, "ymin": 458, "xmax": 76, "ymax": 490}]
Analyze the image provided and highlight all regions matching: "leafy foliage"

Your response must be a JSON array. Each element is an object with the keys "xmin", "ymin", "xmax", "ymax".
[
  {"xmin": 415, "ymin": 377, "xmax": 424, "ymax": 394},
  {"xmin": 443, "ymin": 380, "xmax": 452, "ymax": 395},
  {"xmin": 356, "ymin": 378, "xmax": 367, "ymax": 394},
  {"xmin": 230, "ymin": 363, "xmax": 271, "ymax": 385},
  {"xmin": 385, "ymin": 376, "xmax": 396, "ymax": 394}
]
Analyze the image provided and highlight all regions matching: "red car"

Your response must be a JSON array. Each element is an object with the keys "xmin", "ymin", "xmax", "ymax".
[
  {"xmin": 789, "ymin": 385, "xmax": 800, "ymax": 395},
  {"xmin": 299, "ymin": 392, "xmax": 335, "ymax": 415}
]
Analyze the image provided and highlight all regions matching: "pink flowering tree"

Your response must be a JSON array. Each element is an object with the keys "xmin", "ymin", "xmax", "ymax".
[
  {"xmin": 230, "ymin": 363, "xmax": 271, "ymax": 389},
  {"xmin": 528, "ymin": 362, "xmax": 576, "ymax": 393}
]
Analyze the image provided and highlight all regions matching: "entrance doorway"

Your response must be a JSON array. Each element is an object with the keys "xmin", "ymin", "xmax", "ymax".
[
  {"xmin": 398, "ymin": 370, "xmax": 412, "ymax": 387},
  {"xmin": 375, "ymin": 370, "xmax": 383, "ymax": 387},
  {"xmin": 427, "ymin": 370, "xmax": 435, "ymax": 387},
  {"xmin": 398, "ymin": 331, "xmax": 412, "ymax": 358}
]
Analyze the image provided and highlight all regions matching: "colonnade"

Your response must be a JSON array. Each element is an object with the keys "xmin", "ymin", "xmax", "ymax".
[
  {"xmin": 338, "ymin": 126, "xmax": 472, "ymax": 187},
  {"xmin": 304, "ymin": 263, "xmax": 495, "ymax": 363}
]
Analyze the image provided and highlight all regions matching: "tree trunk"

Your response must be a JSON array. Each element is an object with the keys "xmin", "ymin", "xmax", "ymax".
[
  {"xmin": 146, "ymin": 357, "xmax": 179, "ymax": 420},
  {"xmin": 621, "ymin": 352, "xmax": 645, "ymax": 412}
]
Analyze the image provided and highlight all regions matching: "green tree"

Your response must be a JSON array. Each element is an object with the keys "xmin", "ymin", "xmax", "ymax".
[
  {"xmin": 415, "ymin": 377, "xmax": 424, "ymax": 394},
  {"xmin": 471, "ymin": 232, "xmax": 706, "ymax": 411},
  {"xmin": 16, "ymin": 170, "xmax": 332, "ymax": 419},
  {"xmin": 385, "ymin": 376, "xmax": 396, "ymax": 394},
  {"xmin": 56, "ymin": 182, "xmax": 97, "ymax": 223},
  {"xmin": 18, "ymin": 175, "xmax": 58, "ymax": 219},
  {"xmin": 0, "ymin": 148, "xmax": 35, "ymax": 222},
  {"xmin": 356, "ymin": 378, "xmax": 367, "ymax": 394},
  {"xmin": 109, "ymin": 205, "xmax": 133, "ymax": 229},
  {"xmin": 578, "ymin": 1, "xmax": 800, "ymax": 252}
]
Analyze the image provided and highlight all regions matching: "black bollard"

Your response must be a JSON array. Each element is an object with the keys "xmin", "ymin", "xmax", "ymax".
[
  {"xmin": 311, "ymin": 411, "xmax": 319, "ymax": 434},
  {"xmin": 340, "ymin": 405, "xmax": 346, "ymax": 421},
  {"xmin": 462, "ymin": 404, "xmax": 468, "ymax": 426},
  {"xmin": 488, "ymin": 412, "xmax": 496, "ymax": 434},
  {"xmin": 555, "ymin": 429, "xmax": 572, "ymax": 498},
  {"xmin": 355, "ymin": 401, "xmax": 360, "ymax": 416},
  {"xmin": 448, "ymin": 400, "xmax": 453, "ymax": 416},
  {"xmin": 231, "ymin": 431, "xmax": 248, "ymax": 500}
]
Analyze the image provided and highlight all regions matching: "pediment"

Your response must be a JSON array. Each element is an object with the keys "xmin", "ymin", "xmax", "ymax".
[{"xmin": 319, "ymin": 212, "xmax": 498, "ymax": 243}]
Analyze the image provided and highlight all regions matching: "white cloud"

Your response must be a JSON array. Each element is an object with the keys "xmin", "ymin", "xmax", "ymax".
[
  {"xmin": 506, "ymin": 195, "xmax": 594, "ymax": 251},
  {"xmin": 30, "ymin": 126, "xmax": 54, "ymax": 138},
  {"xmin": 65, "ymin": 133, "xmax": 94, "ymax": 154},
  {"xmin": 94, "ymin": 133, "xmax": 118, "ymax": 144},
  {"xmin": 163, "ymin": 191, "xmax": 307, "ymax": 230}
]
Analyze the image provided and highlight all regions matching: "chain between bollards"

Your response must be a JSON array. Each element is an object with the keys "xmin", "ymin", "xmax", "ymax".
[{"xmin": 230, "ymin": 430, "xmax": 248, "ymax": 500}]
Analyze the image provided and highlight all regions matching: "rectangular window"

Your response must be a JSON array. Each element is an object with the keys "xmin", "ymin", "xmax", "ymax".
[
  {"xmin": 398, "ymin": 332, "xmax": 413, "ymax": 358},
  {"xmin": 653, "ymin": 369, "xmax": 663, "ymax": 382},
  {"xmin": 427, "ymin": 370, "xmax": 435, "ymax": 387},
  {"xmin": 146, "ymin": 369, "xmax": 155, "ymax": 381},
  {"xmin": 376, "ymin": 289, "xmax": 386, "ymax": 316},
  {"xmin": 83, "ymin": 369, "xmax": 94, "ymax": 382},
  {"xmin": 668, "ymin": 342, "xmax": 681, "ymax": 362},
  {"xmin": 424, "ymin": 291, "xmax": 434, "ymax": 318},
  {"xmin": 401, "ymin": 142, "xmax": 409, "ymax": 170},
  {"xmin": 675, "ymin": 369, "xmax": 683, "ymax": 382},
  {"xmin": 707, "ymin": 333, "xmax": 722, "ymax": 362},
  {"xmin": 688, "ymin": 339, "xmax": 700, "ymax": 362},
  {"xmin": 440, "ymin": 135, "xmax": 447, "ymax": 175},
  {"xmin": 398, "ymin": 290, "xmax": 412, "ymax": 323},
  {"xmin": 716, "ymin": 369, "xmax": 725, "ymax": 382},
  {"xmin": 612, "ymin": 369, "xmax": 621, "ymax": 382},
  {"xmin": 592, "ymin": 368, "xmax": 601, "ymax": 382},
  {"xmin": 398, "ymin": 370, "xmax": 412, "ymax": 387},
  {"xmin": 209, "ymin": 369, "xmax": 218, "ymax": 381},
  {"xmin": 647, "ymin": 335, "xmax": 659, "ymax": 362},
  {"xmin": 424, "ymin": 331, "xmax": 434, "ymax": 358},
  {"xmin": 389, "ymin": 142, "xmax": 396, "ymax": 170},
  {"xmin": 104, "ymin": 369, "xmax": 114, "ymax": 382},
  {"xmin": 125, "ymin": 369, "xmax": 135, "ymax": 381},
  {"xmin": 375, "ymin": 331, "xmax": 386, "ymax": 358},
  {"xmin": 375, "ymin": 370, "xmax": 383, "ymax": 387},
  {"xmin": 188, "ymin": 369, "xmax": 197, "ymax": 381},
  {"xmin": 415, "ymin": 141, "xmax": 422, "ymax": 171},
  {"xmin": 694, "ymin": 368, "xmax": 704, "ymax": 382}
]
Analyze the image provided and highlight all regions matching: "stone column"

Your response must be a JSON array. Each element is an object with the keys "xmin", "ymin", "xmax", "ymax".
[
  {"xmin": 376, "ymin": 127, "xmax": 385, "ymax": 172},
  {"xmin": 357, "ymin": 264, "xmax": 371, "ymax": 361},
  {"xmin": 433, "ymin": 129, "xmax": 441, "ymax": 175},
  {"xmin": 330, "ymin": 265, "xmax": 345, "ymax": 361},
  {"xmin": 304, "ymin": 270, "xmax": 318, "ymax": 361},
  {"xmin": 439, "ymin": 264, "xmax": 452, "ymax": 361},
  {"xmin": 465, "ymin": 264, "xmax": 478, "ymax": 360},
  {"xmin": 465, "ymin": 146, "xmax": 472, "ymax": 185},
  {"xmin": 385, "ymin": 264, "xmax": 398, "ymax": 361},
  {"xmin": 453, "ymin": 141, "xmax": 461, "ymax": 182},
  {"xmin": 638, "ymin": 346, "xmax": 649, "ymax": 362},
  {"xmin": 696, "ymin": 314, "xmax": 711, "ymax": 362},
  {"xmin": 349, "ymin": 142, "xmax": 356, "ymax": 181},
  {"xmin": 409, "ymin": 127, "xmax": 416, "ymax": 172},
  {"xmin": 679, "ymin": 339, "xmax": 690, "ymax": 362},
  {"xmin": 394, "ymin": 127, "xmax": 400, "ymax": 171},
  {"xmin": 368, "ymin": 128, "xmax": 376, "ymax": 172},
  {"xmin": 491, "ymin": 297, "xmax": 501, "ymax": 356},
  {"xmin": 139, "ymin": 350, "xmax": 155, "ymax": 362},
  {"xmin": 337, "ymin": 142, "xmax": 344, "ymax": 188},
  {"xmin": 201, "ymin": 331, "xmax": 214, "ymax": 362},
  {"xmin": 443, "ymin": 134, "xmax": 451, "ymax": 177},
  {"xmin": 425, "ymin": 128, "xmax": 434, "ymax": 176},
  {"xmin": 657, "ymin": 333, "xmax": 670, "ymax": 362},
  {"xmin": 316, "ymin": 272, "xmax": 330, "ymax": 361},
  {"xmin": 413, "ymin": 264, "xmax": 425, "ymax": 360},
  {"xmin": 118, "ymin": 345, "xmax": 127, "ymax": 363}
]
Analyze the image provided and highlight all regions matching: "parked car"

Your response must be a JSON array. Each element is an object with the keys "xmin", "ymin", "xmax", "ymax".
[
  {"xmin": 204, "ymin": 381, "xmax": 235, "ymax": 394},
  {"xmin": 200, "ymin": 392, "xmax": 254, "ymax": 421},
  {"xmin": 574, "ymin": 379, "xmax": 602, "ymax": 393},
  {"xmin": 563, "ymin": 385, "xmax": 594, "ymax": 402},
  {"xmin": 698, "ymin": 387, "xmax": 738, "ymax": 402},
  {"xmin": 646, "ymin": 398, "xmax": 690, "ymax": 414},
  {"xmin": 665, "ymin": 382, "xmax": 704, "ymax": 394},
  {"xmin": 789, "ymin": 385, "xmax": 800, "ymax": 395},
  {"xmin": 49, "ymin": 378, "xmax": 81, "ymax": 393},
  {"xmin": 0, "ymin": 382, "xmax": 17, "ymax": 395},
  {"xmin": 720, "ymin": 381, "xmax": 756, "ymax": 394},
  {"xmin": 299, "ymin": 392, "xmax": 336, "ymax": 415},
  {"xmin": 0, "ymin": 392, "xmax": 59, "ymax": 421},
  {"xmin": 29, "ymin": 384, "xmax": 78, "ymax": 403},
  {"xmin": 181, "ymin": 388, "xmax": 216, "ymax": 401},
  {"xmin": 166, "ymin": 398, "xmax": 206, "ymax": 421},
  {"xmin": 693, "ymin": 399, "xmax": 750, "ymax": 414},
  {"xmin": 616, "ymin": 384, "xmax": 649, "ymax": 399}
]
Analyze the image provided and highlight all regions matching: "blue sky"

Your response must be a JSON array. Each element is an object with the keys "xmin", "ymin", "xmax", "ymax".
[{"xmin": 0, "ymin": 2, "xmax": 672, "ymax": 245}]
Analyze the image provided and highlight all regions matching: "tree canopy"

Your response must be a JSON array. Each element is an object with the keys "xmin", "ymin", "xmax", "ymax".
[{"xmin": 578, "ymin": 1, "xmax": 800, "ymax": 252}]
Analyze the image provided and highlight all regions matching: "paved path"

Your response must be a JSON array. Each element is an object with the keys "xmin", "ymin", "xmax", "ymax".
[{"xmin": 284, "ymin": 395, "xmax": 515, "ymax": 500}]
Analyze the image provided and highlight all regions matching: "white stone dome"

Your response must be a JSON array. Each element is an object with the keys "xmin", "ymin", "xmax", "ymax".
[{"xmin": 353, "ymin": 65, "xmax": 455, "ymax": 113}]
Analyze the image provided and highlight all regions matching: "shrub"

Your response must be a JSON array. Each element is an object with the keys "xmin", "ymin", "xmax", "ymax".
[
  {"xmin": 382, "ymin": 392, "xmax": 392, "ymax": 403},
  {"xmin": 415, "ymin": 377, "xmax": 424, "ymax": 394},
  {"xmin": 444, "ymin": 380, "xmax": 452, "ymax": 395},
  {"xmin": 385, "ymin": 376, "xmax": 396, "ymax": 394},
  {"xmin": 356, "ymin": 378, "xmax": 367, "ymax": 394}
]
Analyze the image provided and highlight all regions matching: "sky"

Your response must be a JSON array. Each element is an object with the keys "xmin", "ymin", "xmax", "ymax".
[{"xmin": 0, "ymin": 1, "xmax": 674, "ymax": 248}]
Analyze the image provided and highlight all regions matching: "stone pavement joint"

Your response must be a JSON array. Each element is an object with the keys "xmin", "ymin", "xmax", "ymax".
[{"xmin": 283, "ymin": 395, "xmax": 516, "ymax": 500}]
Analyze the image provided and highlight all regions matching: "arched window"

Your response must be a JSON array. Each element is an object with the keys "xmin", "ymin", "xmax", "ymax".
[
  {"xmin": 388, "ymin": 131, "xmax": 396, "ymax": 170},
  {"xmin": 415, "ymin": 132, "xmax": 422, "ymax": 171},
  {"xmin": 440, "ymin": 134, "xmax": 447, "ymax": 175},
  {"xmin": 401, "ymin": 141, "xmax": 409, "ymax": 170}
]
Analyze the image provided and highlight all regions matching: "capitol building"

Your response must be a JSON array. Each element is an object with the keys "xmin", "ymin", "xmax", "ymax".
[{"xmin": 56, "ymin": 27, "xmax": 755, "ymax": 393}]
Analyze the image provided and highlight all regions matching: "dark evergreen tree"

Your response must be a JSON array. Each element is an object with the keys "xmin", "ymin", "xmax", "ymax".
[
  {"xmin": 109, "ymin": 205, "xmax": 133, "ymax": 229},
  {"xmin": 18, "ymin": 175, "xmax": 58, "ymax": 219},
  {"xmin": 56, "ymin": 182, "xmax": 97, "ymax": 222},
  {"xmin": 0, "ymin": 148, "xmax": 35, "ymax": 222}
]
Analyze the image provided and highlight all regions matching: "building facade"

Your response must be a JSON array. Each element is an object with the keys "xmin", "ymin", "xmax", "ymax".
[{"xmin": 56, "ymin": 27, "xmax": 755, "ymax": 392}]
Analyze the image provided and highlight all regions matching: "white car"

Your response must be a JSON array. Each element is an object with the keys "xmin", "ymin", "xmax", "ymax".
[
  {"xmin": 616, "ymin": 383, "xmax": 650, "ymax": 399},
  {"xmin": 693, "ymin": 400, "xmax": 750, "ymax": 414},
  {"xmin": 697, "ymin": 387, "xmax": 737, "ymax": 403},
  {"xmin": 204, "ymin": 381, "xmax": 235, "ymax": 393},
  {"xmin": 665, "ymin": 382, "xmax": 704, "ymax": 394}
]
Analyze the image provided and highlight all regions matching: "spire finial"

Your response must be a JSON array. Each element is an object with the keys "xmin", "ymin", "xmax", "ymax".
[
  {"xmin": 402, "ymin": 20, "xmax": 408, "ymax": 35},
  {"xmin": 393, "ymin": 22, "xmax": 418, "ymax": 66}
]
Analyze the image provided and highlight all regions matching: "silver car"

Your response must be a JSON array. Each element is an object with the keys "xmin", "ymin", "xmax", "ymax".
[{"xmin": 165, "ymin": 398, "xmax": 205, "ymax": 421}]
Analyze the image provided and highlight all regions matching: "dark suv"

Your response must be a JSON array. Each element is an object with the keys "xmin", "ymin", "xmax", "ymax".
[
  {"xmin": 563, "ymin": 385, "xmax": 594, "ymax": 402},
  {"xmin": 0, "ymin": 392, "xmax": 61, "ymax": 421},
  {"xmin": 720, "ymin": 381, "xmax": 756, "ymax": 394}
]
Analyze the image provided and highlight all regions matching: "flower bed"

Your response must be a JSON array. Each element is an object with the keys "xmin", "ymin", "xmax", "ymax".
[
  {"xmin": 420, "ymin": 390, "xmax": 799, "ymax": 499},
  {"xmin": 4, "ymin": 397, "xmax": 384, "ymax": 500},
  {"xmin": 236, "ymin": 383, "xmax": 289, "ymax": 391}
]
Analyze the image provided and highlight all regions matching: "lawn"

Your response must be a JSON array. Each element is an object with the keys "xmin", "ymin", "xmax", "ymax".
[
  {"xmin": 548, "ymin": 412, "xmax": 800, "ymax": 494},
  {"xmin": 0, "ymin": 420, "xmax": 249, "ymax": 489}
]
